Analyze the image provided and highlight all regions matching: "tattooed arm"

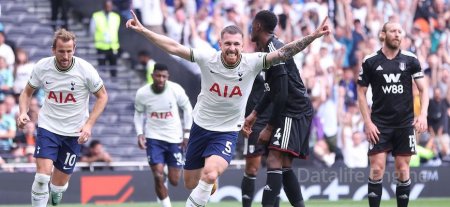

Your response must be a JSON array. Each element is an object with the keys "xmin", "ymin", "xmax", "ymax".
[{"xmin": 265, "ymin": 17, "xmax": 330, "ymax": 67}]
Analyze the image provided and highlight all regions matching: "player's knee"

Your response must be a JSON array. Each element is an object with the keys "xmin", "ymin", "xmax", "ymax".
[
  {"xmin": 266, "ymin": 154, "xmax": 281, "ymax": 169},
  {"xmin": 395, "ymin": 163, "xmax": 410, "ymax": 175},
  {"xmin": 168, "ymin": 176, "xmax": 179, "ymax": 186},
  {"xmin": 153, "ymin": 171, "xmax": 165, "ymax": 184},
  {"xmin": 202, "ymin": 170, "xmax": 219, "ymax": 184},
  {"xmin": 370, "ymin": 165, "xmax": 385, "ymax": 178},
  {"xmin": 245, "ymin": 168, "xmax": 258, "ymax": 177},
  {"xmin": 32, "ymin": 173, "xmax": 51, "ymax": 192}
]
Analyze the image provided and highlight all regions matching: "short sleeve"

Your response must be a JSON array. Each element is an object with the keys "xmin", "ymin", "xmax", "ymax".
[
  {"xmin": 190, "ymin": 48, "xmax": 213, "ymax": 64},
  {"xmin": 86, "ymin": 67, "xmax": 103, "ymax": 93},
  {"xmin": 28, "ymin": 64, "xmax": 42, "ymax": 88},
  {"xmin": 410, "ymin": 57, "xmax": 424, "ymax": 79},
  {"xmin": 357, "ymin": 61, "xmax": 370, "ymax": 87},
  {"xmin": 248, "ymin": 52, "xmax": 269, "ymax": 71}
]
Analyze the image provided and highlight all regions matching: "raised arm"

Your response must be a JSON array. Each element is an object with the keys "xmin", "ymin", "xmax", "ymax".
[
  {"xmin": 126, "ymin": 10, "xmax": 191, "ymax": 60},
  {"xmin": 265, "ymin": 16, "xmax": 331, "ymax": 67}
]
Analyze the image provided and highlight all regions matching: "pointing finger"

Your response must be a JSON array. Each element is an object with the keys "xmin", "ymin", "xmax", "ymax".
[{"xmin": 130, "ymin": 9, "xmax": 137, "ymax": 20}]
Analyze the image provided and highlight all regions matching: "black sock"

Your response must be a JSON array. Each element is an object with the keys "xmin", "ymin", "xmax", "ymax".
[
  {"xmin": 396, "ymin": 179, "xmax": 411, "ymax": 207},
  {"xmin": 241, "ymin": 173, "xmax": 256, "ymax": 207},
  {"xmin": 368, "ymin": 178, "xmax": 383, "ymax": 207},
  {"xmin": 262, "ymin": 169, "xmax": 282, "ymax": 207},
  {"xmin": 282, "ymin": 168, "xmax": 304, "ymax": 207},
  {"xmin": 273, "ymin": 196, "xmax": 280, "ymax": 207}
]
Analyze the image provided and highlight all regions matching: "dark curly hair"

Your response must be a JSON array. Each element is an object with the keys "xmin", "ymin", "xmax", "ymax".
[{"xmin": 254, "ymin": 10, "xmax": 278, "ymax": 33}]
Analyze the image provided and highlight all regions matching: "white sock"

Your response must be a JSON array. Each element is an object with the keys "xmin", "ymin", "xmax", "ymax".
[
  {"xmin": 50, "ymin": 182, "xmax": 68, "ymax": 193},
  {"xmin": 161, "ymin": 196, "xmax": 172, "ymax": 207},
  {"xmin": 31, "ymin": 173, "xmax": 50, "ymax": 207},
  {"xmin": 185, "ymin": 180, "xmax": 213, "ymax": 207}
]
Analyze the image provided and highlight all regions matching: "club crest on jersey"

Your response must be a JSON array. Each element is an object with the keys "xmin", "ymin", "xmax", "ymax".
[
  {"xmin": 238, "ymin": 72, "xmax": 243, "ymax": 81},
  {"xmin": 70, "ymin": 81, "xmax": 76, "ymax": 91},
  {"xmin": 399, "ymin": 62, "xmax": 406, "ymax": 71}
]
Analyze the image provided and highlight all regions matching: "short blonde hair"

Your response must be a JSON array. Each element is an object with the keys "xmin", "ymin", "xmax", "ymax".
[{"xmin": 52, "ymin": 28, "xmax": 76, "ymax": 48}]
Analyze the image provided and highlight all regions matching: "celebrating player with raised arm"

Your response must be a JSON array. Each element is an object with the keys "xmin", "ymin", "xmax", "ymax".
[{"xmin": 126, "ymin": 10, "xmax": 329, "ymax": 207}]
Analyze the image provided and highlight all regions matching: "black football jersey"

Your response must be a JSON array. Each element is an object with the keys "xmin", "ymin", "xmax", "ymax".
[
  {"xmin": 246, "ymin": 73, "xmax": 272, "ymax": 125},
  {"xmin": 262, "ymin": 36, "xmax": 313, "ymax": 119},
  {"xmin": 358, "ymin": 49, "xmax": 424, "ymax": 128}
]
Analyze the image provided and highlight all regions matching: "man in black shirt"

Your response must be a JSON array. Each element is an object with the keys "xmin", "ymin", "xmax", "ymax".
[
  {"xmin": 240, "ymin": 73, "xmax": 278, "ymax": 207},
  {"xmin": 357, "ymin": 21, "xmax": 429, "ymax": 207},
  {"xmin": 243, "ymin": 10, "xmax": 314, "ymax": 207}
]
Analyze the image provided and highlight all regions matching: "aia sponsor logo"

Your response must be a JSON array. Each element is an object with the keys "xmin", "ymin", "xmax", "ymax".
[
  {"xmin": 150, "ymin": 112, "xmax": 173, "ymax": 119},
  {"xmin": 81, "ymin": 175, "xmax": 134, "ymax": 204},
  {"xmin": 209, "ymin": 83, "xmax": 242, "ymax": 97},
  {"xmin": 47, "ymin": 91, "xmax": 76, "ymax": 103}
]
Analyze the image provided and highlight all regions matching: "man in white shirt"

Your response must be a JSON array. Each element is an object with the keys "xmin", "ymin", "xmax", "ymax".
[
  {"xmin": 134, "ymin": 63, "xmax": 193, "ymax": 207},
  {"xmin": 17, "ymin": 29, "xmax": 108, "ymax": 207},
  {"xmin": 126, "ymin": 10, "xmax": 330, "ymax": 207}
]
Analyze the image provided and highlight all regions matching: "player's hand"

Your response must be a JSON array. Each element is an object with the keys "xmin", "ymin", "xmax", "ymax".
[
  {"xmin": 137, "ymin": 134, "xmax": 146, "ymax": 149},
  {"xmin": 17, "ymin": 113, "xmax": 30, "ymax": 129},
  {"xmin": 243, "ymin": 111, "xmax": 257, "ymax": 137},
  {"xmin": 312, "ymin": 16, "xmax": 331, "ymax": 38},
  {"xmin": 78, "ymin": 124, "xmax": 92, "ymax": 144},
  {"xmin": 126, "ymin": 10, "xmax": 144, "ymax": 32},
  {"xmin": 413, "ymin": 114, "xmax": 428, "ymax": 133},
  {"xmin": 257, "ymin": 125, "xmax": 273, "ymax": 145},
  {"xmin": 364, "ymin": 121, "xmax": 380, "ymax": 144},
  {"xmin": 181, "ymin": 138, "xmax": 189, "ymax": 151}
]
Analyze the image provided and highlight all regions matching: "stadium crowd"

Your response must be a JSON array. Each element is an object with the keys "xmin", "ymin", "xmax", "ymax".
[{"xmin": 1, "ymin": 0, "xmax": 450, "ymax": 172}]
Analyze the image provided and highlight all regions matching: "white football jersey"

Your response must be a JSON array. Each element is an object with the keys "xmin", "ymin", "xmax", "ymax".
[
  {"xmin": 135, "ymin": 81, "xmax": 193, "ymax": 143},
  {"xmin": 190, "ymin": 48, "xmax": 267, "ymax": 131},
  {"xmin": 28, "ymin": 56, "xmax": 103, "ymax": 136}
]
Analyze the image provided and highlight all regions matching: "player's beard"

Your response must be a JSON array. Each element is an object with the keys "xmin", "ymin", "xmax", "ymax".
[
  {"xmin": 385, "ymin": 38, "xmax": 401, "ymax": 50},
  {"xmin": 223, "ymin": 49, "xmax": 240, "ymax": 65}
]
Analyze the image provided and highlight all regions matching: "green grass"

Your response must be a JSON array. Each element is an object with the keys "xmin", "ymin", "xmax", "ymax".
[{"xmin": 2, "ymin": 198, "xmax": 450, "ymax": 207}]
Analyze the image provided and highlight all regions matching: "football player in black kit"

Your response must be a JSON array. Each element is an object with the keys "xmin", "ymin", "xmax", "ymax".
[
  {"xmin": 243, "ymin": 10, "xmax": 320, "ymax": 207},
  {"xmin": 357, "ymin": 21, "xmax": 428, "ymax": 207},
  {"xmin": 240, "ymin": 73, "xmax": 279, "ymax": 207}
]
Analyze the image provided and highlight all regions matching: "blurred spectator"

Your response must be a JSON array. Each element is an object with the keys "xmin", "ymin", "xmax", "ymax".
[
  {"xmin": 113, "ymin": 0, "xmax": 133, "ymax": 20},
  {"xmin": 427, "ymin": 87, "xmax": 450, "ymax": 157},
  {"xmin": 164, "ymin": 7, "xmax": 192, "ymax": 47},
  {"xmin": 4, "ymin": 95, "xmax": 18, "ymax": 119},
  {"xmin": 137, "ymin": 50, "xmax": 155, "ymax": 84},
  {"xmin": 342, "ymin": 131, "xmax": 368, "ymax": 168},
  {"xmin": 50, "ymin": 0, "xmax": 69, "ymax": 30},
  {"xmin": 133, "ymin": 0, "xmax": 167, "ymax": 35},
  {"xmin": 11, "ymin": 121, "xmax": 36, "ymax": 164},
  {"xmin": 0, "ymin": 102, "xmax": 16, "ymax": 154},
  {"xmin": 0, "ymin": 56, "xmax": 13, "ymax": 102},
  {"xmin": 339, "ymin": 68, "xmax": 357, "ymax": 108},
  {"xmin": 80, "ymin": 140, "xmax": 113, "ymax": 165},
  {"xmin": 0, "ymin": 32, "xmax": 15, "ymax": 68},
  {"xmin": 90, "ymin": 0, "xmax": 121, "ymax": 77},
  {"xmin": 13, "ymin": 49, "xmax": 35, "ymax": 98}
]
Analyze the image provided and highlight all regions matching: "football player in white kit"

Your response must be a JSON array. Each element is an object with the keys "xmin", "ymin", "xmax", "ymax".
[
  {"xmin": 17, "ymin": 29, "xmax": 108, "ymax": 206},
  {"xmin": 126, "ymin": 10, "xmax": 330, "ymax": 207},
  {"xmin": 134, "ymin": 63, "xmax": 193, "ymax": 207}
]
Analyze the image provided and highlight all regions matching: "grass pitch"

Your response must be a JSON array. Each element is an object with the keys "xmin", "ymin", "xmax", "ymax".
[{"xmin": 1, "ymin": 198, "xmax": 449, "ymax": 207}]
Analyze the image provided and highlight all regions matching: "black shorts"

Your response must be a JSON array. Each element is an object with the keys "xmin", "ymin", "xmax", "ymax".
[
  {"xmin": 242, "ymin": 124, "xmax": 267, "ymax": 158},
  {"xmin": 368, "ymin": 126, "xmax": 417, "ymax": 156},
  {"xmin": 268, "ymin": 115, "xmax": 312, "ymax": 159}
]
